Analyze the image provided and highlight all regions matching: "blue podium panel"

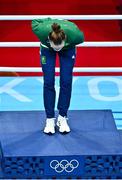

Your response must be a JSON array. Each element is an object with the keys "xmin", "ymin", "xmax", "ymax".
[
  {"xmin": 0, "ymin": 110, "xmax": 122, "ymax": 179},
  {"xmin": 119, "ymin": 130, "xmax": 122, "ymax": 140}
]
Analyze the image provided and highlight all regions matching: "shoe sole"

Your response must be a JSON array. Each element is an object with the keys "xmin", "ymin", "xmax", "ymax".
[
  {"xmin": 44, "ymin": 129, "xmax": 55, "ymax": 134},
  {"xmin": 44, "ymin": 131, "xmax": 55, "ymax": 135}
]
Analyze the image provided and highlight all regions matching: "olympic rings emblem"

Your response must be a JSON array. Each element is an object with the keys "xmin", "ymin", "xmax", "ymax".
[{"xmin": 50, "ymin": 159, "xmax": 79, "ymax": 173}]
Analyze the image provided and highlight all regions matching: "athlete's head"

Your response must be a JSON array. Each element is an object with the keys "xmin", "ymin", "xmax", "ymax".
[{"xmin": 49, "ymin": 23, "xmax": 66, "ymax": 51}]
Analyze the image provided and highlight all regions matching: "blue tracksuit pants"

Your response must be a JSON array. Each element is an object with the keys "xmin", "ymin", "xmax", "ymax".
[{"xmin": 40, "ymin": 47, "xmax": 76, "ymax": 118}]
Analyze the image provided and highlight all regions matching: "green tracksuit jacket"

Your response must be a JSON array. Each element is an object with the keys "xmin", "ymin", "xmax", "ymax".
[{"xmin": 32, "ymin": 18, "xmax": 84, "ymax": 50}]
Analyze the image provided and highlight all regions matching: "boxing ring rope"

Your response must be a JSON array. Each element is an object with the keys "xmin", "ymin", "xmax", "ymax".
[
  {"xmin": 1, "ymin": 67, "xmax": 122, "ymax": 73},
  {"xmin": 0, "ymin": 15, "xmax": 122, "ymax": 20},
  {"xmin": 0, "ymin": 15, "xmax": 122, "ymax": 73},
  {"xmin": 0, "ymin": 41, "xmax": 122, "ymax": 47}
]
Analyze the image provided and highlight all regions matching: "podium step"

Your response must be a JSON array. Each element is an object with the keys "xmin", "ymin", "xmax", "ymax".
[{"xmin": 0, "ymin": 110, "xmax": 122, "ymax": 179}]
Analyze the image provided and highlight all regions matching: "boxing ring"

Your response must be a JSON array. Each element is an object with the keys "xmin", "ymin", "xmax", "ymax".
[{"xmin": 0, "ymin": 15, "xmax": 122, "ymax": 179}]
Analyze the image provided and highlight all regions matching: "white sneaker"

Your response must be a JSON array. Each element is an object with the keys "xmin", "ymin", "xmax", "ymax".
[
  {"xmin": 57, "ymin": 115, "xmax": 71, "ymax": 133},
  {"xmin": 44, "ymin": 118, "xmax": 56, "ymax": 134}
]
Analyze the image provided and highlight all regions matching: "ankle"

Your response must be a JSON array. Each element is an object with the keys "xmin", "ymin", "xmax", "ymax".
[{"xmin": 46, "ymin": 118, "xmax": 55, "ymax": 124}]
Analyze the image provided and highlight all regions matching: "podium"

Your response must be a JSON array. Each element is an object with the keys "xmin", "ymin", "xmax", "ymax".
[{"xmin": 0, "ymin": 110, "xmax": 122, "ymax": 179}]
